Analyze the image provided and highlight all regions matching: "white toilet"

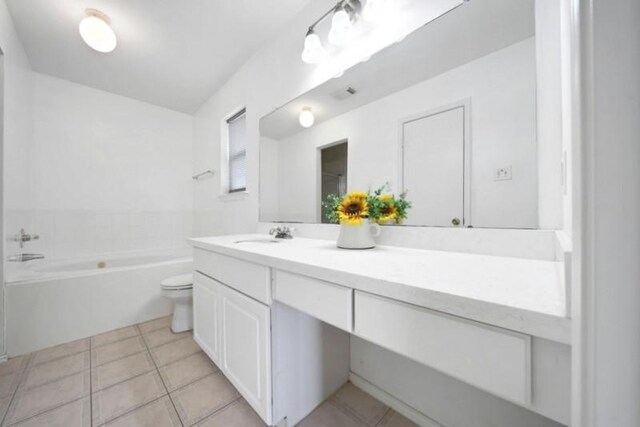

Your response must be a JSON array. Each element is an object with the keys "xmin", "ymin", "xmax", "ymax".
[{"xmin": 160, "ymin": 273, "xmax": 194, "ymax": 333}]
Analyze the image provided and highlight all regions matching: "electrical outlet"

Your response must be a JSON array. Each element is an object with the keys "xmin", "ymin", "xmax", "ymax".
[{"xmin": 494, "ymin": 166, "xmax": 512, "ymax": 181}]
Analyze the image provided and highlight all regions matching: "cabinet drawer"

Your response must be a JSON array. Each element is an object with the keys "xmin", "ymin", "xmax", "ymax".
[
  {"xmin": 194, "ymin": 249, "xmax": 271, "ymax": 305},
  {"xmin": 354, "ymin": 291, "xmax": 531, "ymax": 404},
  {"xmin": 273, "ymin": 270, "xmax": 352, "ymax": 332}
]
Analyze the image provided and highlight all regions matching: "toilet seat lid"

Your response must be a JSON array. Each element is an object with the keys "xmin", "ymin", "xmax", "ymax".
[{"xmin": 161, "ymin": 273, "xmax": 193, "ymax": 289}]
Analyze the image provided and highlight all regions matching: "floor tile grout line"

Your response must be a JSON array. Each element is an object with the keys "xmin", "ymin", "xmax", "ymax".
[
  {"xmin": 134, "ymin": 325, "xmax": 232, "ymax": 427},
  {"xmin": 90, "ymin": 363, "xmax": 169, "ymax": 424},
  {"xmin": 91, "ymin": 364, "xmax": 158, "ymax": 394},
  {"xmin": 90, "ymin": 366, "xmax": 156, "ymax": 395},
  {"xmin": 187, "ymin": 396, "xmax": 243, "ymax": 427},
  {"xmin": 89, "ymin": 334, "xmax": 93, "ymax": 427},
  {"xmin": 136, "ymin": 324, "xmax": 184, "ymax": 427},
  {"xmin": 0, "ymin": 354, "xmax": 33, "ymax": 426},
  {"xmin": 95, "ymin": 392, "xmax": 170, "ymax": 426},
  {"xmin": 20, "ymin": 366, "xmax": 91, "ymax": 394},
  {"xmin": 4, "ymin": 395, "xmax": 89, "ymax": 427},
  {"xmin": 141, "ymin": 334, "xmax": 194, "ymax": 351},
  {"xmin": 0, "ymin": 317, "xmax": 170, "ymax": 427},
  {"xmin": 18, "ymin": 350, "xmax": 91, "ymax": 392},
  {"xmin": 92, "ymin": 346, "xmax": 149, "ymax": 368},
  {"xmin": 140, "ymin": 331, "xmax": 245, "ymax": 427},
  {"xmin": 91, "ymin": 331, "xmax": 142, "ymax": 350},
  {"xmin": 155, "ymin": 349, "xmax": 219, "ymax": 378},
  {"xmin": 92, "ymin": 395, "xmax": 172, "ymax": 427},
  {"xmin": 136, "ymin": 316, "xmax": 173, "ymax": 334},
  {"xmin": 329, "ymin": 395, "xmax": 384, "ymax": 427},
  {"xmin": 30, "ymin": 339, "xmax": 91, "ymax": 367},
  {"xmin": 373, "ymin": 408, "xmax": 393, "ymax": 427},
  {"xmin": 2, "ymin": 363, "xmax": 91, "ymax": 426}
]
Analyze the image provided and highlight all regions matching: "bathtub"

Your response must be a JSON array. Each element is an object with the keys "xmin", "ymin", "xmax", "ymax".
[{"xmin": 5, "ymin": 249, "xmax": 193, "ymax": 356}]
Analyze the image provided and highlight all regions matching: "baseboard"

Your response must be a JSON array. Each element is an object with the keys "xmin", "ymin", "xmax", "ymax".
[
  {"xmin": 349, "ymin": 372, "xmax": 443, "ymax": 427},
  {"xmin": 0, "ymin": 354, "xmax": 7, "ymax": 363}
]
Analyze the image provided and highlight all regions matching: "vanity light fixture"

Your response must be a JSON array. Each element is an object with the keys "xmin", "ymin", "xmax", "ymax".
[
  {"xmin": 299, "ymin": 107, "xmax": 315, "ymax": 128},
  {"xmin": 301, "ymin": 0, "xmax": 361, "ymax": 64},
  {"xmin": 362, "ymin": 0, "xmax": 386, "ymax": 23},
  {"xmin": 328, "ymin": 4, "xmax": 352, "ymax": 46},
  {"xmin": 79, "ymin": 8, "xmax": 117, "ymax": 53},
  {"xmin": 301, "ymin": 28, "xmax": 325, "ymax": 64}
]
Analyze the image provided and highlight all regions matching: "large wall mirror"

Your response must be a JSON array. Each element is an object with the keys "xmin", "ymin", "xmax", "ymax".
[{"xmin": 260, "ymin": 0, "xmax": 564, "ymax": 229}]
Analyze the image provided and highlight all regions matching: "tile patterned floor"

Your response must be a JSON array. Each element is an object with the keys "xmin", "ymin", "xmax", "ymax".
[{"xmin": 0, "ymin": 316, "xmax": 418, "ymax": 427}]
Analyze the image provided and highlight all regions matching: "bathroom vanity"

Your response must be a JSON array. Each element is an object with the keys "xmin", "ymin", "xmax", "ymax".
[
  {"xmin": 189, "ymin": 235, "xmax": 570, "ymax": 426},
  {"xmin": 191, "ymin": 1, "xmax": 574, "ymax": 424}
]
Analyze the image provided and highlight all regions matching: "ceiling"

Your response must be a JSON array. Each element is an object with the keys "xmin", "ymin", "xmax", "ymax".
[
  {"xmin": 6, "ymin": 0, "xmax": 311, "ymax": 113},
  {"xmin": 261, "ymin": 0, "xmax": 535, "ymax": 140}
]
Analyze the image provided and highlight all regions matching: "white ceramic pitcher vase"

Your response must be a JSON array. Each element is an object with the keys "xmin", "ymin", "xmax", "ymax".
[{"xmin": 336, "ymin": 219, "xmax": 381, "ymax": 249}]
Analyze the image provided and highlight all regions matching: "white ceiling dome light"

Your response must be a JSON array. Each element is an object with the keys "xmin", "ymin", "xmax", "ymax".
[
  {"xmin": 299, "ymin": 107, "xmax": 315, "ymax": 128},
  {"xmin": 79, "ymin": 9, "xmax": 117, "ymax": 53}
]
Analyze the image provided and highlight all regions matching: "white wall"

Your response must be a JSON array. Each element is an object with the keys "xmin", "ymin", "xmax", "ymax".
[
  {"xmin": 573, "ymin": 0, "xmax": 640, "ymax": 425},
  {"xmin": 267, "ymin": 38, "xmax": 538, "ymax": 228},
  {"xmin": 193, "ymin": 2, "xmax": 565, "ymax": 426},
  {"xmin": 4, "ymin": 73, "xmax": 194, "ymax": 264},
  {"xmin": 0, "ymin": 0, "xmax": 34, "ymax": 358}
]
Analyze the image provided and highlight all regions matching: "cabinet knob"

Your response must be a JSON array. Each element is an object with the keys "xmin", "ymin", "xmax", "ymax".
[{"xmin": 451, "ymin": 217, "xmax": 461, "ymax": 226}]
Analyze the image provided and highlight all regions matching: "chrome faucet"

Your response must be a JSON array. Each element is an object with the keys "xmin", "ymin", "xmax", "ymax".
[
  {"xmin": 7, "ymin": 253, "xmax": 45, "ymax": 262},
  {"xmin": 269, "ymin": 226, "xmax": 294, "ymax": 239},
  {"xmin": 10, "ymin": 229, "xmax": 40, "ymax": 249}
]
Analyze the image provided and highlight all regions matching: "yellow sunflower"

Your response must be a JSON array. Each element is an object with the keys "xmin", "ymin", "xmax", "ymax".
[
  {"xmin": 377, "ymin": 194, "xmax": 398, "ymax": 224},
  {"xmin": 338, "ymin": 192, "xmax": 369, "ymax": 225}
]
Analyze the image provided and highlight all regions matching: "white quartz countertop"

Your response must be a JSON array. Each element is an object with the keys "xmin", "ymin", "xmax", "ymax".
[{"xmin": 189, "ymin": 234, "xmax": 570, "ymax": 343}]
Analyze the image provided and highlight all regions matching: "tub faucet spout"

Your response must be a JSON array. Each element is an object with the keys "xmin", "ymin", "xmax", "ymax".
[{"xmin": 7, "ymin": 253, "xmax": 45, "ymax": 262}]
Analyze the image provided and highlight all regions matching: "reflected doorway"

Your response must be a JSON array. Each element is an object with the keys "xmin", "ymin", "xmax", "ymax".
[{"xmin": 320, "ymin": 142, "xmax": 348, "ymax": 223}]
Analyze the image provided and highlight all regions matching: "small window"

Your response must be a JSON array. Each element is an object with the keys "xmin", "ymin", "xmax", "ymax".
[{"xmin": 226, "ymin": 108, "xmax": 247, "ymax": 193}]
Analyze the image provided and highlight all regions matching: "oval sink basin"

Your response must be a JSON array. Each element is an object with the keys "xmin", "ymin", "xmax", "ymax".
[{"xmin": 234, "ymin": 239, "xmax": 282, "ymax": 244}]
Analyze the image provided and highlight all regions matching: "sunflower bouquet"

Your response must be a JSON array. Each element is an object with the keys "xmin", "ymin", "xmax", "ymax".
[{"xmin": 323, "ymin": 184, "xmax": 411, "ymax": 226}]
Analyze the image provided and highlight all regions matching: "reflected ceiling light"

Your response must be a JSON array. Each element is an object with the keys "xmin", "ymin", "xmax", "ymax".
[
  {"xmin": 363, "ymin": 0, "xmax": 386, "ymax": 23},
  {"xmin": 301, "ymin": 28, "xmax": 325, "ymax": 64},
  {"xmin": 79, "ymin": 9, "xmax": 117, "ymax": 53},
  {"xmin": 328, "ymin": 5, "xmax": 351, "ymax": 46},
  {"xmin": 299, "ymin": 107, "xmax": 315, "ymax": 128}
]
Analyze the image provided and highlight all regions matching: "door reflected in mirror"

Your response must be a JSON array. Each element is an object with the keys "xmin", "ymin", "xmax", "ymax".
[{"xmin": 320, "ymin": 142, "xmax": 348, "ymax": 224}]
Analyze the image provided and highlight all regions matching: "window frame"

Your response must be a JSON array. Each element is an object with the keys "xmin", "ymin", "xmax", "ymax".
[{"xmin": 221, "ymin": 107, "xmax": 248, "ymax": 198}]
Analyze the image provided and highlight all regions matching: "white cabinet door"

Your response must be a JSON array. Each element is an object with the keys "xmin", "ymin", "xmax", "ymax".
[
  {"xmin": 220, "ymin": 284, "xmax": 272, "ymax": 425},
  {"xmin": 193, "ymin": 272, "xmax": 221, "ymax": 365}
]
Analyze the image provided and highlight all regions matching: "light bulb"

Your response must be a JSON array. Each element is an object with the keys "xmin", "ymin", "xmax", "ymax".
[
  {"xmin": 328, "ymin": 8, "xmax": 351, "ymax": 46},
  {"xmin": 299, "ymin": 107, "xmax": 315, "ymax": 128},
  {"xmin": 363, "ymin": 0, "xmax": 387, "ymax": 23},
  {"xmin": 301, "ymin": 30, "xmax": 325, "ymax": 64},
  {"xmin": 79, "ymin": 10, "xmax": 117, "ymax": 53}
]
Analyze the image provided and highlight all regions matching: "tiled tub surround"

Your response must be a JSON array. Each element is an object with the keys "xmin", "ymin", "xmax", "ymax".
[
  {"xmin": 0, "ymin": 318, "xmax": 414, "ymax": 427},
  {"xmin": 5, "ymin": 209, "xmax": 192, "ymax": 262},
  {"xmin": 5, "ymin": 255, "xmax": 193, "ymax": 356}
]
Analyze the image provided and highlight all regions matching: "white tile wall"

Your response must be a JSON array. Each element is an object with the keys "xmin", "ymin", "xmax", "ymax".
[{"xmin": 6, "ymin": 209, "xmax": 192, "ymax": 261}]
